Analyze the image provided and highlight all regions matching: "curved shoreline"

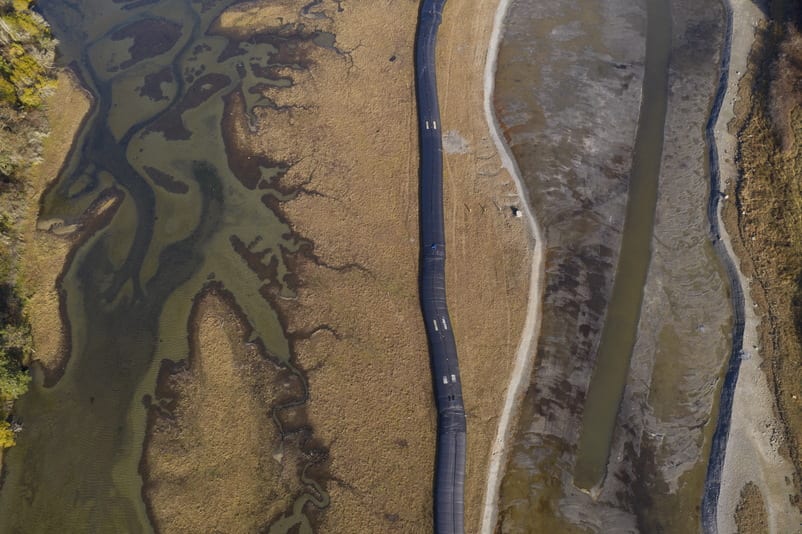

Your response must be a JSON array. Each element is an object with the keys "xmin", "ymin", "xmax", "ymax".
[
  {"xmin": 478, "ymin": 0, "xmax": 546, "ymax": 531},
  {"xmin": 700, "ymin": 0, "xmax": 745, "ymax": 530}
]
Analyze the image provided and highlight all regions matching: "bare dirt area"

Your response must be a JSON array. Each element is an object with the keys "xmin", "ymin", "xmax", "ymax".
[
  {"xmin": 212, "ymin": 0, "xmax": 533, "ymax": 530},
  {"xmin": 141, "ymin": 285, "xmax": 321, "ymax": 532},
  {"xmin": 19, "ymin": 71, "xmax": 91, "ymax": 382}
]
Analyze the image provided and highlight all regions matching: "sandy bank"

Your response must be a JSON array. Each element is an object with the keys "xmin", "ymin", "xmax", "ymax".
[
  {"xmin": 212, "ymin": 0, "xmax": 535, "ymax": 530},
  {"xmin": 713, "ymin": 0, "xmax": 800, "ymax": 532}
]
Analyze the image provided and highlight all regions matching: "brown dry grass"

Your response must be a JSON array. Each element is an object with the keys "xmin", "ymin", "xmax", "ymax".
[
  {"xmin": 213, "ymin": 0, "xmax": 532, "ymax": 531},
  {"xmin": 142, "ymin": 289, "xmax": 308, "ymax": 533},
  {"xmin": 20, "ymin": 69, "xmax": 90, "ymax": 376},
  {"xmin": 437, "ymin": 1, "xmax": 534, "ymax": 527},
  {"xmin": 769, "ymin": 28, "xmax": 802, "ymax": 151},
  {"xmin": 723, "ymin": 19, "xmax": 802, "ymax": 515}
]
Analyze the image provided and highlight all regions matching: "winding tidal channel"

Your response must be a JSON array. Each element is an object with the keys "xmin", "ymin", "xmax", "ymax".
[{"xmin": 0, "ymin": 0, "xmax": 334, "ymax": 531}]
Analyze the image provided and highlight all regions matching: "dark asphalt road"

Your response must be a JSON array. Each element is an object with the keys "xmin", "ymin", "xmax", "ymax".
[{"xmin": 415, "ymin": 1, "xmax": 467, "ymax": 533}]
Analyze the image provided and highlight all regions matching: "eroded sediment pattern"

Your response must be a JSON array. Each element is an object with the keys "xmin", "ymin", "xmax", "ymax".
[{"xmin": 495, "ymin": 0, "xmax": 732, "ymax": 531}]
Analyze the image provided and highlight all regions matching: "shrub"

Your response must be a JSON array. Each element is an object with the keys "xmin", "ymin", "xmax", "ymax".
[
  {"xmin": 0, "ymin": 353, "xmax": 30, "ymax": 401},
  {"xmin": 0, "ymin": 420, "xmax": 15, "ymax": 448}
]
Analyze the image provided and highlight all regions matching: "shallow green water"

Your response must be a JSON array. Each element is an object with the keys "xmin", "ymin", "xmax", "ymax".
[{"xmin": 0, "ymin": 0, "xmax": 328, "ymax": 531}]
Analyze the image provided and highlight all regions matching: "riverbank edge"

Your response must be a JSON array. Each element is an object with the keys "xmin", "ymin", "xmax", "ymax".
[
  {"xmin": 478, "ymin": 0, "xmax": 546, "ymax": 531},
  {"xmin": 710, "ymin": 0, "xmax": 802, "ymax": 532},
  {"xmin": 700, "ymin": 0, "xmax": 749, "ymax": 528},
  {"xmin": 702, "ymin": 0, "xmax": 799, "ymax": 532}
]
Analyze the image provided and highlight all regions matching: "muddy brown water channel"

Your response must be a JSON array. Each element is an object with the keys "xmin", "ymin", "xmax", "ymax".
[
  {"xmin": 0, "ymin": 0, "xmax": 333, "ymax": 531},
  {"xmin": 494, "ymin": 0, "xmax": 731, "ymax": 531}
]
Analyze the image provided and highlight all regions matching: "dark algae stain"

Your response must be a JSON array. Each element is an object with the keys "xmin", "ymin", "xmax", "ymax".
[
  {"xmin": 138, "ymin": 65, "xmax": 174, "ymax": 101},
  {"xmin": 143, "ymin": 165, "xmax": 189, "ymax": 194},
  {"xmin": 0, "ymin": 0, "xmax": 341, "ymax": 531}
]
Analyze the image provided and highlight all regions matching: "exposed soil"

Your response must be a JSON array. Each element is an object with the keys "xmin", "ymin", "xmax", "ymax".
[{"xmin": 734, "ymin": 482, "xmax": 769, "ymax": 533}]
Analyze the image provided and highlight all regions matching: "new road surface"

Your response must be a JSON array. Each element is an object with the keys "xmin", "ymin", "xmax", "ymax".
[{"xmin": 415, "ymin": 1, "xmax": 467, "ymax": 533}]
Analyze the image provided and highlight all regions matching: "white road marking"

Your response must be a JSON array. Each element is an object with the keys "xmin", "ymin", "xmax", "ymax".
[
  {"xmin": 425, "ymin": 120, "xmax": 430, "ymax": 130},
  {"xmin": 451, "ymin": 374, "xmax": 457, "ymax": 383},
  {"xmin": 442, "ymin": 317, "xmax": 448, "ymax": 330},
  {"xmin": 442, "ymin": 376, "xmax": 448, "ymax": 384},
  {"xmin": 433, "ymin": 319, "xmax": 439, "ymax": 331},
  {"xmin": 433, "ymin": 120, "xmax": 438, "ymax": 130}
]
